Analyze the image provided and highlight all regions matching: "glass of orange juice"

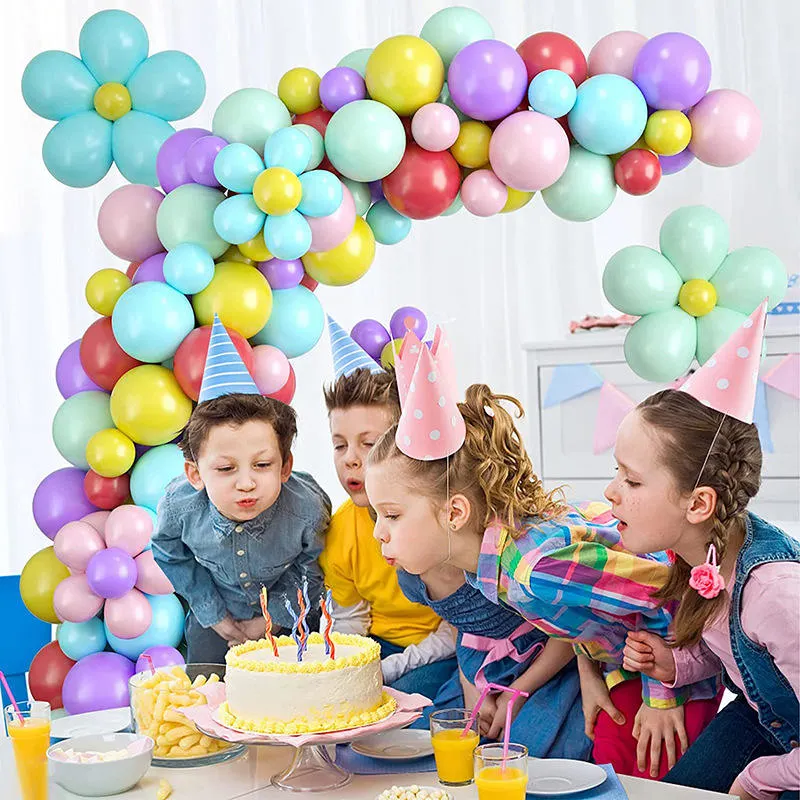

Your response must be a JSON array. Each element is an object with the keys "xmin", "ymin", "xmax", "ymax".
[
  {"xmin": 474, "ymin": 743, "xmax": 528, "ymax": 800},
  {"xmin": 5, "ymin": 700, "xmax": 51, "ymax": 800},
  {"xmin": 430, "ymin": 708, "xmax": 480, "ymax": 786}
]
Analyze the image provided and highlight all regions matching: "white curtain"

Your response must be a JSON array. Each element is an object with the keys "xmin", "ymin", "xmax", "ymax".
[{"xmin": 1, "ymin": 0, "xmax": 797, "ymax": 573}]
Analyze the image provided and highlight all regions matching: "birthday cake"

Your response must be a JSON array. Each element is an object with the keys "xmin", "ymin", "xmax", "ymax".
[{"xmin": 219, "ymin": 632, "xmax": 397, "ymax": 734}]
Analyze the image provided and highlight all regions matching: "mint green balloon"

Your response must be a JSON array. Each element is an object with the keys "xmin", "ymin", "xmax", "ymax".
[
  {"xmin": 438, "ymin": 82, "xmax": 468, "ymax": 122},
  {"xmin": 337, "ymin": 48, "xmax": 373, "ymax": 77},
  {"xmin": 212, "ymin": 88, "xmax": 291, "ymax": 156},
  {"xmin": 156, "ymin": 184, "xmax": 228, "ymax": 258},
  {"xmin": 52, "ymin": 391, "xmax": 114, "ymax": 470},
  {"xmin": 340, "ymin": 178, "xmax": 372, "ymax": 217},
  {"xmin": 293, "ymin": 124, "xmax": 324, "ymax": 170},
  {"xmin": 420, "ymin": 7, "xmax": 494, "ymax": 67},
  {"xmin": 624, "ymin": 309, "xmax": 697, "ymax": 382},
  {"xmin": 659, "ymin": 206, "xmax": 729, "ymax": 281},
  {"xmin": 542, "ymin": 146, "xmax": 616, "ymax": 222},
  {"xmin": 696, "ymin": 306, "xmax": 747, "ymax": 365},
  {"xmin": 603, "ymin": 246, "xmax": 682, "ymax": 315},
  {"xmin": 441, "ymin": 193, "xmax": 463, "ymax": 216},
  {"xmin": 711, "ymin": 247, "xmax": 788, "ymax": 314}
]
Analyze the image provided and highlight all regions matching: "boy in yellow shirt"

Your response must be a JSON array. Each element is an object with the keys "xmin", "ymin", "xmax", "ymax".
[{"xmin": 320, "ymin": 318, "xmax": 456, "ymax": 698}]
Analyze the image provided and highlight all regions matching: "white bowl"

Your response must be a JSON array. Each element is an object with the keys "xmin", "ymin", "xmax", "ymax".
[{"xmin": 48, "ymin": 732, "xmax": 153, "ymax": 797}]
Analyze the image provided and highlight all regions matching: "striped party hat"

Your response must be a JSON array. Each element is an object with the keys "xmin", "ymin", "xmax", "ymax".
[
  {"xmin": 328, "ymin": 316, "xmax": 385, "ymax": 379},
  {"xmin": 198, "ymin": 314, "xmax": 260, "ymax": 403}
]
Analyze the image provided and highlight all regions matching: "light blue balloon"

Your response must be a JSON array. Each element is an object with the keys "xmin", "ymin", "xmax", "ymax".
[
  {"xmin": 42, "ymin": 112, "xmax": 112, "ymax": 187},
  {"xmin": 568, "ymin": 74, "xmax": 647, "ymax": 156},
  {"xmin": 297, "ymin": 171, "xmax": 343, "ymax": 217},
  {"xmin": 264, "ymin": 211, "xmax": 312, "ymax": 260},
  {"xmin": 57, "ymin": 618, "xmax": 107, "ymax": 661},
  {"xmin": 325, "ymin": 100, "xmax": 406, "ymax": 182},
  {"xmin": 441, "ymin": 193, "xmax": 463, "ymax": 216},
  {"xmin": 112, "ymin": 110, "xmax": 175, "ymax": 186},
  {"xmin": 213, "ymin": 143, "xmax": 264, "ymax": 194},
  {"xmin": 264, "ymin": 127, "xmax": 312, "ymax": 174},
  {"xmin": 22, "ymin": 51, "xmax": 97, "ymax": 121},
  {"xmin": 130, "ymin": 444, "xmax": 184, "ymax": 511},
  {"xmin": 212, "ymin": 88, "xmax": 291, "ymax": 156},
  {"xmin": 52, "ymin": 391, "xmax": 113, "ymax": 470},
  {"xmin": 163, "ymin": 243, "xmax": 215, "ymax": 294},
  {"xmin": 624, "ymin": 309, "xmax": 697, "ymax": 382},
  {"xmin": 156, "ymin": 184, "xmax": 228, "ymax": 257},
  {"xmin": 105, "ymin": 593, "xmax": 185, "ymax": 660},
  {"xmin": 341, "ymin": 178, "xmax": 372, "ymax": 216},
  {"xmin": 420, "ymin": 6, "xmax": 494, "ymax": 68},
  {"xmin": 366, "ymin": 200, "xmax": 412, "ymax": 245},
  {"xmin": 126, "ymin": 51, "xmax": 206, "ymax": 121},
  {"xmin": 78, "ymin": 9, "xmax": 149, "ymax": 84},
  {"xmin": 213, "ymin": 194, "xmax": 266, "ymax": 245},
  {"xmin": 337, "ymin": 48, "xmax": 373, "ymax": 77},
  {"xmin": 251, "ymin": 286, "xmax": 324, "ymax": 357},
  {"xmin": 542, "ymin": 145, "xmax": 617, "ymax": 222},
  {"xmin": 528, "ymin": 69, "xmax": 577, "ymax": 119},
  {"xmin": 292, "ymin": 124, "xmax": 324, "ymax": 170}
]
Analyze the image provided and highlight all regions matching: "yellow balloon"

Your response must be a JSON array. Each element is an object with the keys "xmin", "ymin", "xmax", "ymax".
[
  {"xmin": 365, "ymin": 35, "xmax": 444, "ymax": 115},
  {"xmin": 111, "ymin": 365, "xmax": 193, "ymax": 446},
  {"xmin": 86, "ymin": 427, "xmax": 136, "ymax": 477},
  {"xmin": 252, "ymin": 168, "xmax": 303, "ymax": 215},
  {"xmin": 450, "ymin": 121, "xmax": 492, "ymax": 168},
  {"xmin": 501, "ymin": 187, "xmax": 535, "ymax": 214},
  {"xmin": 193, "ymin": 261, "xmax": 273, "ymax": 338},
  {"xmin": 94, "ymin": 82, "xmax": 132, "ymax": 121},
  {"xmin": 20, "ymin": 546, "xmax": 70, "ymax": 624},
  {"xmin": 302, "ymin": 217, "xmax": 376, "ymax": 286},
  {"xmin": 278, "ymin": 67, "xmax": 321, "ymax": 115},
  {"xmin": 238, "ymin": 231, "xmax": 272, "ymax": 262},
  {"xmin": 219, "ymin": 244, "xmax": 253, "ymax": 265},
  {"xmin": 85, "ymin": 268, "xmax": 132, "ymax": 316},
  {"xmin": 678, "ymin": 279, "xmax": 717, "ymax": 317},
  {"xmin": 380, "ymin": 338, "xmax": 404, "ymax": 369},
  {"xmin": 644, "ymin": 111, "xmax": 692, "ymax": 156}
]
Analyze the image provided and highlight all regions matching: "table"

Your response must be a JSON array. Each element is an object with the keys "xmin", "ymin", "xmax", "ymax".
[{"xmin": 0, "ymin": 739, "xmax": 735, "ymax": 799}]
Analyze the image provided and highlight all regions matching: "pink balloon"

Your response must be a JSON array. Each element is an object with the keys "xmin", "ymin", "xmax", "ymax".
[
  {"xmin": 588, "ymin": 31, "xmax": 647, "ymax": 79},
  {"xmin": 82, "ymin": 511, "xmax": 110, "ymax": 537},
  {"xmin": 97, "ymin": 185, "xmax": 165, "ymax": 262},
  {"xmin": 688, "ymin": 89, "xmax": 762, "ymax": 167},
  {"xmin": 411, "ymin": 103, "xmax": 460, "ymax": 152},
  {"xmin": 461, "ymin": 169, "xmax": 508, "ymax": 217},
  {"xmin": 489, "ymin": 111, "xmax": 570, "ymax": 191},
  {"xmin": 104, "ymin": 506, "xmax": 154, "ymax": 557},
  {"xmin": 134, "ymin": 551, "xmax": 174, "ymax": 594},
  {"xmin": 251, "ymin": 345, "xmax": 291, "ymax": 395},
  {"xmin": 54, "ymin": 521, "xmax": 105, "ymax": 572},
  {"xmin": 307, "ymin": 184, "xmax": 356, "ymax": 252},
  {"xmin": 53, "ymin": 575, "xmax": 104, "ymax": 623},
  {"xmin": 104, "ymin": 589, "xmax": 153, "ymax": 639}
]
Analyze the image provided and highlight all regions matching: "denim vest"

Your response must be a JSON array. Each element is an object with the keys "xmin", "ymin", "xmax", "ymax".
[{"xmin": 727, "ymin": 512, "xmax": 800, "ymax": 752}]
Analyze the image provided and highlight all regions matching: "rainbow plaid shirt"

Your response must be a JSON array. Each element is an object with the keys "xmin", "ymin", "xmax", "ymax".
[{"xmin": 465, "ymin": 506, "xmax": 719, "ymax": 709}]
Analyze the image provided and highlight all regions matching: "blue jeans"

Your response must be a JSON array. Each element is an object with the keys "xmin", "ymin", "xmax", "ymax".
[
  {"xmin": 376, "ymin": 637, "xmax": 458, "ymax": 703},
  {"xmin": 663, "ymin": 695, "xmax": 799, "ymax": 800},
  {"xmin": 185, "ymin": 613, "xmax": 230, "ymax": 664}
]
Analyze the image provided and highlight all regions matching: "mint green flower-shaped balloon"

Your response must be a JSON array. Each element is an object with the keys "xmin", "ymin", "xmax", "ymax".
[
  {"xmin": 603, "ymin": 205, "xmax": 787, "ymax": 381},
  {"xmin": 21, "ymin": 9, "xmax": 205, "ymax": 187}
]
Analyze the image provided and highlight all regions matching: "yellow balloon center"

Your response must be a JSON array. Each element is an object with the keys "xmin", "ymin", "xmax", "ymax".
[
  {"xmin": 678, "ymin": 279, "xmax": 717, "ymax": 317},
  {"xmin": 94, "ymin": 82, "xmax": 132, "ymax": 121},
  {"xmin": 252, "ymin": 168, "xmax": 303, "ymax": 215},
  {"xmin": 644, "ymin": 110, "xmax": 692, "ymax": 156}
]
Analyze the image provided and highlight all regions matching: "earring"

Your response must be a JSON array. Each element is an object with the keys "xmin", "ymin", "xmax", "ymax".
[
  {"xmin": 689, "ymin": 544, "xmax": 725, "ymax": 599},
  {"xmin": 449, "ymin": 522, "xmax": 457, "ymax": 530}
]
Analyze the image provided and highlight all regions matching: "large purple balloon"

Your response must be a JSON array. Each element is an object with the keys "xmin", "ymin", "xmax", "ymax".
[
  {"xmin": 185, "ymin": 135, "xmax": 228, "ymax": 187},
  {"xmin": 62, "ymin": 652, "xmax": 136, "ymax": 715},
  {"xmin": 351, "ymin": 319, "xmax": 391, "ymax": 361},
  {"xmin": 632, "ymin": 33, "xmax": 711, "ymax": 111},
  {"xmin": 56, "ymin": 340, "xmax": 103, "ymax": 399},
  {"xmin": 390, "ymin": 306, "xmax": 428, "ymax": 340},
  {"xmin": 320, "ymin": 67, "xmax": 367, "ymax": 113},
  {"xmin": 659, "ymin": 148, "xmax": 695, "ymax": 175},
  {"xmin": 131, "ymin": 252, "xmax": 167, "ymax": 284},
  {"xmin": 368, "ymin": 180, "xmax": 384, "ymax": 203},
  {"xmin": 448, "ymin": 40, "xmax": 528, "ymax": 121},
  {"xmin": 86, "ymin": 548, "xmax": 138, "ymax": 599},
  {"xmin": 156, "ymin": 128, "xmax": 211, "ymax": 193},
  {"xmin": 135, "ymin": 645, "xmax": 185, "ymax": 674},
  {"xmin": 257, "ymin": 258, "xmax": 304, "ymax": 289},
  {"xmin": 33, "ymin": 468, "xmax": 99, "ymax": 540}
]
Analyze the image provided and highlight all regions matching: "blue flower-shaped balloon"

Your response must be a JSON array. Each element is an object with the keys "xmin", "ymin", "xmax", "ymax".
[{"xmin": 21, "ymin": 10, "xmax": 205, "ymax": 187}]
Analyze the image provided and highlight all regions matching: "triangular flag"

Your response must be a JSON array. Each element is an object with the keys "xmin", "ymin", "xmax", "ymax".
[
  {"xmin": 593, "ymin": 382, "xmax": 635, "ymax": 454},
  {"xmin": 544, "ymin": 364, "xmax": 605, "ymax": 408},
  {"xmin": 753, "ymin": 380, "xmax": 774, "ymax": 454},
  {"xmin": 198, "ymin": 315, "xmax": 260, "ymax": 403},
  {"xmin": 327, "ymin": 316, "xmax": 384, "ymax": 379},
  {"xmin": 761, "ymin": 353, "xmax": 799, "ymax": 400}
]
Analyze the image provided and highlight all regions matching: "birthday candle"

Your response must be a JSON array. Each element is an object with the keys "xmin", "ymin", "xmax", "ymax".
[
  {"xmin": 320, "ymin": 588, "xmax": 336, "ymax": 659},
  {"xmin": 301, "ymin": 575, "xmax": 311, "ymax": 655},
  {"xmin": 283, "ymin": 595, "xmax": 302, "ymax": 662},
  {"xmin": 296, "ymin": 588, "xmax": 308, "ymax": 657},
  {"xmin": 259, "ymin": 586, "xmax": 279, "ymax": 657}
]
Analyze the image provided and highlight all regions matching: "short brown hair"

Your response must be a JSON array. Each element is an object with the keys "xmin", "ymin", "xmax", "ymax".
[
  {"xmin": 323, "ymin": 368, "xmax": 400, "ymax": 421},
  {"xmin": 179, "ymin": 394, "xmax": 297, "ymax": 463}
]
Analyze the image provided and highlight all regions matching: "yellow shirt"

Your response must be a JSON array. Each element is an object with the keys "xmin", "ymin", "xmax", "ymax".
[{"xmin": 320, "ymin": 499, "xmax": 442, "ymax": 647}]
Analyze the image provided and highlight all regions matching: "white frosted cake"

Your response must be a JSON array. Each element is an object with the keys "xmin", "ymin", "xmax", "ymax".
[{"xmin": 219, "ymin": 632, "xmax": 396, "ymax": 734}]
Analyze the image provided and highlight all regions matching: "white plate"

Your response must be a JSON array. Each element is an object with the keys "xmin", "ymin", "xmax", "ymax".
[
  {"xmin": 526, "ymin": 759, "xmax": 607, "ymax": 796},
  {"xmin": 352, "ymin": 729, "xmax": 434, "ymax": 761},
  {"xmin": 50, "ymin": 708, "xmax": 131, "ymax": 740}
]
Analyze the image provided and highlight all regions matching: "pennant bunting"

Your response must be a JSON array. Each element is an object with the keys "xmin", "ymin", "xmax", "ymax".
[
  {"xmin": 753, "ymin": 380, "xmax": 774, "ymax": 454},
  {"xmin": 761, "ymin": 353, "xmax": 800, "ymax": 400},
  {"xmin": 544, "ymin": 364, "xmax": 604, "ymax": 408},
  {"xmin": 593, "ymin": 382, "xmax": 635, "ymax": 454}
]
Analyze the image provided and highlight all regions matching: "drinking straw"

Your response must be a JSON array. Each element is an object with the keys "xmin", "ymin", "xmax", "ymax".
[
  {"xmin": 0, "ymin": 671, "xmax": 24, "ymax": 726},
  {"xmin": 142, "ymin": 654, "xmax": 156, "ymax": 676}
]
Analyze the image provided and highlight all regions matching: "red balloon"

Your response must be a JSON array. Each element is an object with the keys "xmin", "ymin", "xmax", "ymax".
[
  {"xmin": 614, "ymin": 149, "xmax": 662, "ymax": 195},
  {"xmin": 173, "ymin": 324, "xmax": 255, "ymax": 402},
  {"xmin": 80, "ymin": 317, "xmax": 143, "ymax": 391},
  {"xmin": 300, "ymin": 272, "xmax": 318, "ymax": 292},
  {"xmin": 29, "ymin": 641, "xmax": 76, "ymax": 710},
  {"xmin": 382, "ymin": 144, "xmax": 461, "ymax": 220},
  {"xmin": 317, "ymin": 155, "xmax": 342, "ymax": 178},
  {"xmin": 267, "ymin": 364, "xmax": 296, "ymax": 405},
  {"xmin": 517, "ymin": 32, "xmax": 588, "ymax": 85},
  {"xmin": 400, "ymin": 116, "xmax": 414, "ymax": 142},
  {"xmin": 84, "ymin": 470, "xmax": 131, "ymax": 510},
  {"xmin": 556, "ymin": 115, "xmax": 574, "ymax": 141},
  {"xmin": 126, "ymin": 262, "xmax": 140, "ymax": 280},
  {"xmin": 293, "ymin": 107, "xmax": 333, "ymax": 137}
]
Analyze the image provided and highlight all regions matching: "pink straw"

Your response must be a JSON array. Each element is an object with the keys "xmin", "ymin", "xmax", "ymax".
[
  {"xmin": 0, "ymin": 671, "xmax": 24, "ymax": 726},
  {"xmin": 142, "ymin": 655, "xmax": 156, "ymax": 676}
]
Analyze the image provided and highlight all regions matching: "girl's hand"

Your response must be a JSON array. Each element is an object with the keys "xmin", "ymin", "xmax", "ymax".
[
  {"xmin": 477, "ymin": 693, "xmax": 497, "ymax": 738},
  {"xmin": 632, "ymin": 704, "xmax": 688, "ymax": 777},
  {"xmin": 728, "ymin": 778, "xmax": 758, "ymax": 800},
  {"xmin": 623, "ymin": 631, "xmax": 677, "ymax": 684},
  {"xmin": 577, "ymin": 656, "xmax": 625, "ymax": 740},
  {"xmin": 486, "ymin": 692, "xmax": 524, "ymax": 741}
]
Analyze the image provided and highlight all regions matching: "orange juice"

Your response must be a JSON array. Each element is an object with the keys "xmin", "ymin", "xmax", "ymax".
[
  {"xmin": 475, "ymin": 765, "xmax": 528, "ymax": 800},
  {"xmin": 431, "ymin": 728, "xmax": 479, "ymax": 785},
  {"xmin": 8, "ymin": 717, "xmax": 50, "ymax": 800}
]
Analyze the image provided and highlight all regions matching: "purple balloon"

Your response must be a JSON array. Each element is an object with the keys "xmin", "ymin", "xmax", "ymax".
[
  {"xmin": 659, "ymin": 148, "xmax": 695, "ymax": 175},
  {"xmin": 632, "ymin": 33, "xmax": 711, "ymax": 111},
  {"xmin": 368, "ymin": 180, "xmax": 384, "ymax": 203},
  {"xmin": 156, "ymin": 128, "xmax": 211, "ymax": 193},
  {"xmin": 134, "ymin": 443, "xmax": 152, "ymax": 459},
  {"xmin": 86, "ymin": 547, "xmax": 138, "ymax": 599},
  {"xmin": 351, "ymin": 319, "xmax": 391, "ymax": 361},
  {"xmin": 390, "ymin": 306, "xmax": 428, "ymax": 341},
  {"xmin": 56, "ymin": 340, "xmax": 103, "ymax": 399},
  {"xmin": 185, "ymin": 135, "xmax": 228, "ymax": 187},
  {"xmin": 448, "ymin": 40, "xmax": 528, "ymax": 121},
  {"xmin": 136, "ymin": 645, "xmax": 185, "ymax": 674},
  {"xmin": 33, "ymin": 468, "xmax": 99, "ymax": 540},
  {"xmin": 320, "ymin": 67, "xmax": 367, "ymax": 113},
  {"xmin": 131, "ymin": 252, "xmax": 167, "ymax": 284},
  {"xmin": 257, "ymin": 258, "xmax": 304, "ymax": 289},
  {"xmin": 62, "ymin": 652, "xmax": 136, "ymax": 715}
]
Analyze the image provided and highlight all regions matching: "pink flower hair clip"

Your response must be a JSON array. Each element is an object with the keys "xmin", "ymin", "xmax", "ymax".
[{"xmin": 688, "ymin": 543, "xmax": 726, "ymax": 599}]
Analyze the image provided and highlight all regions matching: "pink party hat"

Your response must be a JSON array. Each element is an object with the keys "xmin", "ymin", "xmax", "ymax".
[
  {"xmin": 394, "ymin": 327, "xmax": 424, "ymax": 408},
  {"xmin": 680, "ymin": 301, "xmax": 767, "ymax": 424}
]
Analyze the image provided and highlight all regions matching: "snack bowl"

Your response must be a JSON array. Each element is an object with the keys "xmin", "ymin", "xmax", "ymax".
[{"xmin": 375, "ymin": 786, "xmax": 452, "ymax": 800}]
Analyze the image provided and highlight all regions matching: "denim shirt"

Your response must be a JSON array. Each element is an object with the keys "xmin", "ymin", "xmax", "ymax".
[{"xmin": 152, "ymin": 472, "xmax": 331, "ymax": 629}]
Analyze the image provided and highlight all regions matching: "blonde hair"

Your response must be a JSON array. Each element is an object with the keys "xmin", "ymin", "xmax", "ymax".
[{"xmin": 368, "ymin": 383, "xmax": 566, "ymax": 530}]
